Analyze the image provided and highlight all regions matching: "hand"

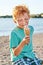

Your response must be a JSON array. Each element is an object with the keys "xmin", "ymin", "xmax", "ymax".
[{"xmin": 22, "ymin": 36, "xmax": 30, "ymax": 45}]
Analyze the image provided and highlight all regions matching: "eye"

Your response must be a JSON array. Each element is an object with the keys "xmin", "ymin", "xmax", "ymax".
[
  {"xmin": 18, "ymin": 19, "xmax": 22, "ymax": 21},
  {"xmin": 25, "ymin": 18, "xmax": 28, "ymax": 20}
]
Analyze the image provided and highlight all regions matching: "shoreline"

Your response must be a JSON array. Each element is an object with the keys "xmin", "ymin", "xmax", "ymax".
[{"xmin": 0, "ymin": 33, "xmax": 43, "ymax": 65}]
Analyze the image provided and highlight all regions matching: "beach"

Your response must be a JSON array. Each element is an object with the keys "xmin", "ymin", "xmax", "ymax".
[{"xmin": 0, "ymin": 33, "xmax": 43, "ymax": 65}]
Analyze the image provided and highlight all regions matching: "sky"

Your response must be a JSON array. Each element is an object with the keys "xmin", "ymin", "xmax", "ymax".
[{"xmin": 0, "ymin": 0, "xmax": 43, "ymax": 15}]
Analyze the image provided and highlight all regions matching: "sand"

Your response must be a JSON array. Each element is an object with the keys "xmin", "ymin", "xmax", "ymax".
[
  {"xmin": 0, "ymin": 33, "xmax": 43, "ymax": 65},
  {"xmin": 33, "ymin": 33, "xmax": 43, "ymax": 60}
]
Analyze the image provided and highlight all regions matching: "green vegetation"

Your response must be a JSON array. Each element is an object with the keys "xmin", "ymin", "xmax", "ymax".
[
  {"xmin": 0, "ymin": 13, "xmax": 43, "ymax": 18},
  {"xmin": 0, "ymin": 15, "xmax": 12, "ymax": 18},
  {"xmin": 30, "ymin": 13, "xmax": 43, "ymax": 18}
]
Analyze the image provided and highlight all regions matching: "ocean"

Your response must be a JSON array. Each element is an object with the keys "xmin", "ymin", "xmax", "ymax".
[{"xmin": 0, "ymin": 18, "xmax": 43, "ymax": 36}]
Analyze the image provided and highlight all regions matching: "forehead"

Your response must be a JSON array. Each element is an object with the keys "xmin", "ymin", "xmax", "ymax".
[{"xmin": 17, "ymin": 13, "xmax": 29, "ymax": 19}]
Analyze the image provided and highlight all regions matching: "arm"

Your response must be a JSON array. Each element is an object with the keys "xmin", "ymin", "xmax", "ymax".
[
  {"xmin": 12, "ymin": 36, "xmax": 30, "ymax": 56},
  {"xmin": 12, "ymin": 40, "xmax": 25, "ymax": 56}
]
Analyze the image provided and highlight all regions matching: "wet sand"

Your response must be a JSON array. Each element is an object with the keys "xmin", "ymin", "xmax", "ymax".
[{"xmin": 0, "ymin": 33, "xmax": 43, "ymax": 65}]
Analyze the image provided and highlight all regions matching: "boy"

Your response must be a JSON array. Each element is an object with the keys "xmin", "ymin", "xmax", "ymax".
[{"xmin": 10, "ymin": 5, "xmax": 41, "ymax": 65}]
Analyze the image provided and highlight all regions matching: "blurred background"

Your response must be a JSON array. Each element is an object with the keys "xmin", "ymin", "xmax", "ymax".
[{"xmin": 0, "ymin": 0, "xmax": 43, "ymax": 36}]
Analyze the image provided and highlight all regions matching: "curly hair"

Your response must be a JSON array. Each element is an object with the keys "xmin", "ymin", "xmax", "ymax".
[{"xmin": 12, "ymin": 5, "xmax": 30, "ymax": 23}]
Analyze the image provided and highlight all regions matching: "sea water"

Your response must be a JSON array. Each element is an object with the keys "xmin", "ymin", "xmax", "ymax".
[{"xmin": 0, "ymin": 18, "xmax": 43, "ymax": 36}]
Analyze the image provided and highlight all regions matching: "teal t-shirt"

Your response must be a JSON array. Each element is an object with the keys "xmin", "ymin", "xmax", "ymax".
[{"xmin": 10, "ymin": 25, "xmax": 35, "ymax": 62}]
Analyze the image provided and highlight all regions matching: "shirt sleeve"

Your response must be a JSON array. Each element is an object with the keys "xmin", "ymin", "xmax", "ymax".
[
  {"xmin": 10, "ymin": 31, "xmax": 20, "ymax": 48},
  {"xmin": 29, "ymin": 25, "xmax": 34, "ymax": 34},
  {"xmin": 31, "ymin": 26, "xmax": 34, "ymax": 32}
]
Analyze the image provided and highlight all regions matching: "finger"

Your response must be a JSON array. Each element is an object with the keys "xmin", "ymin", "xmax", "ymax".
[
  {"xmin": 26, "ymin": 38, "xmax": 30, "ymax": 40},
  {"xmin": 25, "ymin": 37, "xmax": 30, "ymax": 39},
  {"xmin": 25, "ymin": 36, "xmax": 30, "ymax": 37}
]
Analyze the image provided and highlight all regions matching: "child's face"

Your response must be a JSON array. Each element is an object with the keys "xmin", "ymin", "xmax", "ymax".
[{"xmin": 16, "ymin": 13, "xmax": 30, "ymax": 28}]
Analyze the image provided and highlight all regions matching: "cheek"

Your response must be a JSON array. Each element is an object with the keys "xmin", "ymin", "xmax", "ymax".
[
  {"xmin": 20, "ymin": 22, "xmax": 24, "ymax": 25},
  {"xmin": 19, "ymin": 20, "xmax": 24, "ymax": 24},
  {"xmin": 18, "ymin": 21, "xmax": 23, "ymax": 25}
]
